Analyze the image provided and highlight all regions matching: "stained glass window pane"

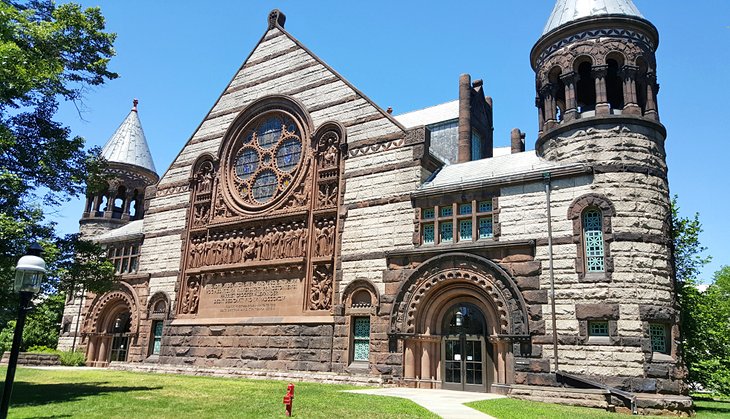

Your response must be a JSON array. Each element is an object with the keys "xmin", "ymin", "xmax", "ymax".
[
  {"xmin": 276, "ymin": 138, "xmax": 302, "ymax": 172},
  {"xmin": 478, "ymin": 201, "xmax": 493, "ymax": 213},
  {"xmin": 257, "ymin": 116, "xmax": 283, "ymax": 149},
  {"xmin": 583, "ymin": 209, "xmax": 604, "ymax": 272},
  {"xmin": 441, "ymin": 222, "xmax": 453, "ymax": 243},
  {"xmin": 650, "ymin": 324, "xmax": 668, "ymax": 354},
  {"xmin": 589, "ymin": 321, "xmax": 609, "ymax": 336},
  {"xmin": 235, "ymin": 148, "xmax": 259, "ymax": 179},
  {"xmin": 152, "ymin": 321, "xmax": 163, "ymax": 355},
  {"xmin": 459, "ymin": 203, "xmax": 472, "ymax": 215},
  {"xmin": 353, "ymin": 317, "xmax": 370, "ymax": 362},
  {"xmin": 459, "ymin": 220, "xmax": 472, "ymax": 241},
  {"xmin": 440, "ymin": 206, "xmax": 453, "ymax": 217},
  {"xmin": 422, "ymin": 208, "xmax": 435, "ymax": 219},
  {"xmin": 478, "ymin": 217, "xmax": 493, "ymax": 239},
  {"xmin": 423, "ymin": 224, "xmax": 435, "ymax": 245},
  {"xmin": 252, "ymin": 170, "xmax": 278, "ymax": 203}
]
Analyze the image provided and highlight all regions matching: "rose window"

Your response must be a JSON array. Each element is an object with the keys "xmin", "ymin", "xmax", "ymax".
[{"xmin": 231, "ymin": 113, "xmax": 303, "ymax": 206}]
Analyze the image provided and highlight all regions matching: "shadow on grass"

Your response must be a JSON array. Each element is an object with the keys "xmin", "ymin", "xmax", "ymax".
[
  {"xmin": 1, "ymin": 381, "xmax": 162, "ymax": 407},
  {"xmin": 693, "ymin": 396, "xmax": 730, "ymax": 415}
]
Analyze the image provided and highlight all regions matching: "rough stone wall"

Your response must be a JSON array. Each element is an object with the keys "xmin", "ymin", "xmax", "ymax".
[{"xmin": 500, "ymin": 122, "xmax": 680, "ymax": 393}]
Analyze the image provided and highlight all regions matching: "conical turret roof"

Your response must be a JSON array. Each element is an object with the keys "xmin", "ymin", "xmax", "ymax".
[
  {"xmin": 543, "ymin": 0, "xmax": 643, "ymax": 35},
  {"xmin": 100, "ymin": 99, "xmax": 157, "ymax": 174}
]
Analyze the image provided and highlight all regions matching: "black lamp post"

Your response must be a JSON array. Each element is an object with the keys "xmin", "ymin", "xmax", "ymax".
[{"xmin": 0, "ymin": 243, "xmax": 45, "ymax": 419}]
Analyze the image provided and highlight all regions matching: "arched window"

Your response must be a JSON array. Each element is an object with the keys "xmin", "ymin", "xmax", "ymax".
[
  {"xmin": 605, "ymin": 57, "xmax": 624, "ymax": 111},
  {"xmin": 636, "ymin": 57, "xmax": 649, "ymax": 115},
  {"xmin": 582, "ymin": 208, "xmax": 605, "ymax": 272},
  {"xmin": 112, "ymin": 186, "xmax": 126, "ymax": 219},
  {"xmin": 548, "ymin": 67, "xmax": 566, "ymax": 122},
  {"xmin": 129, "ymin": 190, "xmax": 139, "ymax": 220},
  {"xmin": 576, "ymin": 60, "xmax": 596, "ymax": 113}
]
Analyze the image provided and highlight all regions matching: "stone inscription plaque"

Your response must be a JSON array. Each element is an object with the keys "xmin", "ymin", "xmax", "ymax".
[{"xmin": 197, "ymin": 274, "xmax": 305, "ymax": 318}]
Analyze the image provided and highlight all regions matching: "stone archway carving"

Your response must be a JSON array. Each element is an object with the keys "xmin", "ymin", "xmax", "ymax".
[
  {"xmin": 83, "ymin": 283, "xmax": 140, "ymax": 336},
  {"xmin": 390, "ymin": 252, "xmax": 530, "ymax": 339}
]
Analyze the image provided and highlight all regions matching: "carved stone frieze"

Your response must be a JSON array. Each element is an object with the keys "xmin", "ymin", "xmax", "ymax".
[{"xmin": 309, "ymin": 264, "xmax": 333, "ymax": 310}]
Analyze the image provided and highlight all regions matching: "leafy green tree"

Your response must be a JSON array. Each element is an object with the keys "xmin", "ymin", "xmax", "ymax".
[{"xmin": 0, "ymin": 0, "xmax": 117, "ymax": 326}]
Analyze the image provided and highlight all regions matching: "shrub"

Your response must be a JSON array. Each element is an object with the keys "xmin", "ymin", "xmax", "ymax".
[
  {"xmin": 58, "ymin": 350, "xmax": 85, "ymax": 366},
  {"xmin": 27, "ymin": 345, "xmax": 60, "ymax": 354}
]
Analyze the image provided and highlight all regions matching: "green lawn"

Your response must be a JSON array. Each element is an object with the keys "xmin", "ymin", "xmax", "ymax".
[
  {"xmin": 0, "ymin": 367, "xmax": 437, "ymax": 418},
  {"xmin": 468, "ymin": 396, "xmax": 730, "ymax": 419}
]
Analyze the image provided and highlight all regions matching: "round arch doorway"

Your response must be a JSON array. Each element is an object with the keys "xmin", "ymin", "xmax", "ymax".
[{"xmin": 441, "ymin": 302, "xmax": 491, "ymax": 392}]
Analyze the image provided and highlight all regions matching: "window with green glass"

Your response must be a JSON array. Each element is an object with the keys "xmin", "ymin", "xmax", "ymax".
[
  {"xmin": 459, "ymin": 203, "xmax": 472, "ymax": 215},
  {"xmin": 478, "ymin": 217, "xmax": 493, "ymax": 239},
  {"xmin": 151, "ymin": 320, "xmax": 163, "ymax": 355},
  {"xmin": 440, "ymin": 206, "xmax": 453, "ymax": 217},
  {"xmin": 440, "ymin": 221, "xmax": 453, "ymax": 243},
  {"xmin": 423, "ymin": 223, "xmax": 435, "ymax": 245},
  {"xmin": 589, "ymin": 321, "xmax": 609, "ymax": 337},
  {"xmin": 583, "ymin": 209, "xmax": 605, "ymax": 272},
  {"xmin": 650, "ymin": 323, "xmax": 669, "ymax": 354},
  {"xmin": 422, "ymin": 208, "xmax": 435, "ymax": 219},
  {"xmin": 459, "ymin": 219, "xmax": 472, "ymax": 241},
  {"xmin": 478, "ymin": 201, "xmax": 492, "ymax": 213},
  {"xmin": 353, "ymin": 317, "xmax": 370, "ymax": 362}
]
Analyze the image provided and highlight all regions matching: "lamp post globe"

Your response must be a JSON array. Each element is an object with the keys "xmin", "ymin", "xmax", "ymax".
[{"xmin": 1, "ymin": 244, "xmax": 46, "ymax": 419}]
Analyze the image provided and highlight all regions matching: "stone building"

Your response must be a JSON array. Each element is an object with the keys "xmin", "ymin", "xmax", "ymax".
[{"xmin": 59, "ymin": 0, "xmax": 691, "ymax": 414}]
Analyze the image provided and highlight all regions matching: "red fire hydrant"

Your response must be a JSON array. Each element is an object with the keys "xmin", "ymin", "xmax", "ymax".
[{"xmin": 283, "ymin": 382, "xmax": 295, "ymax": 417}]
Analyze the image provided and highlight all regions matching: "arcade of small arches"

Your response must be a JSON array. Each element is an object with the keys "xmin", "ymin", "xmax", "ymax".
[
  {"xmin": 536, "ymin": 42, "xmax": 658, "ymax": 135},
  {"xmin": 83, "ymin": 182, "xmax": 146, "ymax": 221}
]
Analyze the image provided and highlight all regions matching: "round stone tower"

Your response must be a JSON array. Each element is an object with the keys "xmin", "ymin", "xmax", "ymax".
[
  {"xmin": 532, "ymin": 0, "xmax": 686, "ymax": 398},
  {"xmin": 80, "ymin": 99, "xmax": 159, "ymax": 237}
]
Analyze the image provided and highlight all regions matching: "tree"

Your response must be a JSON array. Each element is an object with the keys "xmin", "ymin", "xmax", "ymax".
[
  {"xmin": 0, "ymin": 0, "xmax": 117, "ymax": 327},
  {"xmin": 672, "ymin": 197, "xmax": 730, "ymax": 395}
]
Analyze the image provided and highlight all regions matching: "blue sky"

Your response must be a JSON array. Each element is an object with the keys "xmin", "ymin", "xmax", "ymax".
[{"xmin": 52, "ymin": 1, "xmax": 729, "ymax": 282}]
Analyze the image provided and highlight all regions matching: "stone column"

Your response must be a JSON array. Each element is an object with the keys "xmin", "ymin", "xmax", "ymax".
[
  {"xmin": 535, "ymin": 97, "xmax": 545, "ymax": 137},
  {"xmin": 103, "ymin": 190, "xmax": 114, "ymax": 218},
  {"xmin": 644, "ymin": 73, "xmax": 659, "ymax": 121},
  {"xmin": 560, "ymin": 72, "xmax": 579, "ymax": 121},
  {"xmin": 593, "ymin": 66, "xmax": 610, "ymax": 115},
  {"xmin": 420, "ymin": 341, "xmax": 432, "ymax": 388},
  {"xmin": 122, "ymin": 190, "xmax": 134, "ymax": 220},
  {"xmin": 98, "ymin": 336, "xmax": 109, "ymax": 366},
  {"xmin": 620, "ymin": 66, "xmax": 641, "ymax": 115},
  {"xmin": 404, "ymin": 339, "xmax": 416, "ymax": 383},
  {"xmin": 541, "ymin": 85, "xmax": 557, "ymax": 130},
  {"xmin": 86, "ymin": 337, "xmax": 97, "ymax": 366}
]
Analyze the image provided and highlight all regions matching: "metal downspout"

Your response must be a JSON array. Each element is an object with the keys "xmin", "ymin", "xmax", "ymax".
[{"xmin": 543, "ymin": 172, "xmax": 560, "ymax": 372}]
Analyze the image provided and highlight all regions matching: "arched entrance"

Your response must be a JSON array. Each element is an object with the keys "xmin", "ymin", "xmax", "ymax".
[
  {"xmin": 441, "ymin": 302, "xmax": 490, "ymax": 392},
  {"xmin": 390, "ymin": 253, "xmax": 531, "ymax": 392},
  {"xmin": 82, "ymin": 287, "xmax": 139, "ymax": 367}
]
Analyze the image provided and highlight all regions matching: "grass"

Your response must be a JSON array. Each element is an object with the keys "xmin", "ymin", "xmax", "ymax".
[
  {"xmin": 0, "ymin": 367, "xmax": 438, "ymax": 418},
  {"xmin": 467, "ymin": 396, "xmax": 730, "ymax": 419}
]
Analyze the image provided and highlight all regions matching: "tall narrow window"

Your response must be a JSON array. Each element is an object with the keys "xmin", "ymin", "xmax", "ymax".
[
  {"xmin": 583, "ymin": 209, "xmax": 605, "ymax": 272},
  {"xmin": 151, "ymin": 320, "xmax": 163, "ymax": 355},
  {"xmin": 353, "ymin": 317, "xmax": 370, "ymax": 362},
  {"xmin": 576, "ymin": 61, "xmax": 596, "ymax": 112},
  {"xmin": 650, "ymin": 323, "xmax": 670, "ymax": 355}
]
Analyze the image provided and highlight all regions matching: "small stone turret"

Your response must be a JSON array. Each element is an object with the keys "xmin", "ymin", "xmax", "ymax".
[
  {"xmin": 80, "ymin": 99, "xmax": 159, "ymax": 237},
  {"xmin": 532, "ymin": 0, "xmax": 663, "ymax": 162}
]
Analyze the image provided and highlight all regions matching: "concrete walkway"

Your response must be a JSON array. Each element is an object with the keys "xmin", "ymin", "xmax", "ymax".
[{"xmin": 345, "ymin": 388, "xmax": 503, "ymax": 419}]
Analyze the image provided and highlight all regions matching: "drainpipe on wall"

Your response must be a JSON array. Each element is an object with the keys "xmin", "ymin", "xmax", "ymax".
[{"xmin": 543, "ymin": 172, "xmax": 560, "ymax": 373}]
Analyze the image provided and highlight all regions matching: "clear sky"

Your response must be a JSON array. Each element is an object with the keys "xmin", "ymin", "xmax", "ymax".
[{"xmin": 52, "ymin": 1, "xmax": 729, "ymax": 283}]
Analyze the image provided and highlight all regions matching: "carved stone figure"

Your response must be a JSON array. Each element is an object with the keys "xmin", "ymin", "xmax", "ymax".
[
  {"xmin": 309, "ymin": 265, "xmax": 333, "ymax": 310},
  {"xmin": 318, "ymin": 183, "xmax": 337, "ymax": 208},
  {"xmin": 181, "ymin": 277, "xmax": 201, "ymax": 314}
]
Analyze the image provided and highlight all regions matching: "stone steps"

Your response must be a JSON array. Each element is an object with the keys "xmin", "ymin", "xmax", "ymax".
[
  {"xmin": 108, "ymin": 362, "xmax": 386, "ymax": 386},
  {"xmin": 508, "ymin": 384, "xmax": 610, "ymax": 409}
]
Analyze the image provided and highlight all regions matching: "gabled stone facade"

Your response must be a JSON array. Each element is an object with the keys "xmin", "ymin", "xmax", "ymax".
[{"xmin": 59, "ymin": 2, "xmax": 691, "ymax": 415}]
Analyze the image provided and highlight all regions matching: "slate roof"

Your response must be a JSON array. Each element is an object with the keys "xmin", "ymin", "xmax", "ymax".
[
  {"xmin": 543, "ymin": 0, "xmax": 643, "ymax": 35},
  {"xmin": 94, "ymin": 219, "xmax": 144, "ymax": 243},
  {"xmin": 101, "ymin": 101, "xmax": 157, "ymax": 174},
  {"xmin": 418, "ymin": 150, "xmax": 579, "ymax": 193},
  {"xmin": 394, "ymin": 100, "xmax": 459, "ymax": 128}
]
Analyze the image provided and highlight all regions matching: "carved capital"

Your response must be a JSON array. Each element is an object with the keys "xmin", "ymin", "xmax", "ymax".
[{"xmin": 591, "ymin": 65, "xmax": 609, "ymax": 79}]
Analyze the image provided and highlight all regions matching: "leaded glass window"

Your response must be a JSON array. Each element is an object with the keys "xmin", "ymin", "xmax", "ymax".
[
  {"xmin": 440, "ymin": 222, "xmax": 453, "ymax": 243},
  {"xmin": 353, "ymin": 317, "xmax": 370, "ymax": 362},
  {"xmin": 252, "ymin": 169, "xmax": 278, "ymax": 203},
  {"xmin": 478, "ymin": 217, "xmax": 493, "ymax": 239},
  {"xmin": 459, "ymin": 203, "xmax": 472, "ymax": 215},
  {"xmin": 478, "ymin": 201, "xmax": 492, "ymax": 213},
  {"xmin": 440, "ymin": 206, "xmax": 453, "ymax": 217},
  {"xmin": 471, "ymin": 130, "xmax": 482, "ymax": 160},
  {"xmin": 275, "ymin": 138, "xmax": 302, "ymax": 172},
  {"xmin": 589, "ymin": 321, "xmax": 609, "ymax": 337},
  {"xmin": 423, "ymin": 224, "xmax": 435, "ymax": 245},
  {"xmin": 459, "ymin": 220, "xmax": 472, "ymax": 241},
  {"xmin": 151, "ymin": 320, "xmax": 163, "ymax": 355},
  {"xmin": 107, "ymin": 243, "xmax": 140, "ymax": 275},
  {"xmin": 583, "ymin": 209, "xmax": 605, "ymax": 272},
  {"xmin": 650, "ymin": 323, "xmax": 669, "ymax": 354},
  {"xmin": 423, "ymin": 208, "xmax": 435, "ymax": 219}
]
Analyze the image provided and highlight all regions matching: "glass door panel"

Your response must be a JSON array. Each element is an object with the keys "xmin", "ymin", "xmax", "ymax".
[{"xmin": 444, "ymin": 338, "xmax": 462, "ymax": 385}]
